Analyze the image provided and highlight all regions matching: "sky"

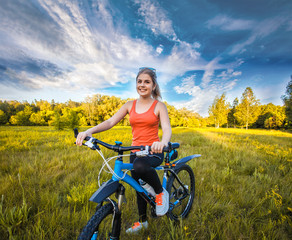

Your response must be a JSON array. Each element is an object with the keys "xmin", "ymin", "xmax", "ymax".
[{"xmin": 0, "ymin": 0, "xmax": 291, "ymax": 116}]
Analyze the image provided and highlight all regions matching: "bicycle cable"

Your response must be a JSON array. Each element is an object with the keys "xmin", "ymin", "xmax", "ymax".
[{"xmin": 95, "ymin": 149, "xmax": 131, "ymax": 187}]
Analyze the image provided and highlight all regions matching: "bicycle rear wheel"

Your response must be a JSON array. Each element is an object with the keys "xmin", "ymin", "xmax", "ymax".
[
  {"xmin": 166, "ymin": 164, "xmax": 195, "ymax": 221},
  {"xmin": 78, "ymin": 202, "xmax": 120, "ymax": 240}
]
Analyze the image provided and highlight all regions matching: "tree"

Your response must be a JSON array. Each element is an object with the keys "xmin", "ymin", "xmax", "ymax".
[
  {"xmin": 29, "ymin": 111, "xmax": 47, "ymax": 126},
  {"xmin": 50, "ymin": 111, "xmax": 65, "ymax": 130},
  {"xmin": 254, "ymin": 103, "xmax": 286, "ymax": 129},
  {"xmin": 208, "ymin": 93, "xmax": 230, "ymax": 128},
  {"xmin": 200, "ymin": 118, "xmax": 207, "ymax": 128},
  {"xmin": 0, "ymin": 110, "xmax": 8, "ymax": 125},
  {"xmin": 10, "ymin": 106, "xmax": 33, "ymax": 125},
  {"xmin": 0, "ymin": 95, "xmax": 202, "ymax": 128},
  {"xmin": 282, "ymin": 76, "xmax": 292, "ymax": 126},
  {"xmin": 0, "ymin": 100, "xmax": 17, "ymax": 122},
  {"xmin": 62, "ymin": 108, "xmax": 80, "ymax": 129},
  {"xmin": 79, "ymin": 116, "xmax": 88, "ymax": 126},
  {"xmin": 227, "ymin": 98, "xmax": 239, "ymax": 128},
  {"xmin": 165, "ymin": 103, "xmax": 179, "ymax": 127},
  {"xmin": 234, "ymin": 87, "xmax": 260, "ymax": 129}
]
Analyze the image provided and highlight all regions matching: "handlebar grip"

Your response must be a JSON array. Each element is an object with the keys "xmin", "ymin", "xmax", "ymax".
[
  {"xmin": 146, "ymin": 146, "xmax": 168, "ymax": 152},
  {"xmin": 74, "ymin": 128, "xmax": 91, "ymax": 141},
  {"xmin": 74, "ymin": 128, "xmax": 79, "ymax": 138}
]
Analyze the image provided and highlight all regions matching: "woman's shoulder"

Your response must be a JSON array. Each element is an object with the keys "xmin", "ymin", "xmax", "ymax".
[
  {"xmin": 154, "ymin": 100, "xmax": 168, "ymax": 115},
  {"xmin": 123, "ymin": 100, "xmax": 135, "ymax": 112},
  {"xmin": 125, "ymin": 100, "xmax": 135, "ymax": 106},
  {"xmin": 156, "ymin": 100, "xmax": 167, "ymax": 108}
]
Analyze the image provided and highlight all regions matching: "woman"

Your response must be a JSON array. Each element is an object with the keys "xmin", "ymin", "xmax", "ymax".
[{"xmin": 76, "ymin": 67, "xmax": 172, "ymax": 233}]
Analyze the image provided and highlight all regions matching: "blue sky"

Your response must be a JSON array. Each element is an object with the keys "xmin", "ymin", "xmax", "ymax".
[{"xmin": 0, "ymin": 0, "xmax": 291, "ymax": 116}]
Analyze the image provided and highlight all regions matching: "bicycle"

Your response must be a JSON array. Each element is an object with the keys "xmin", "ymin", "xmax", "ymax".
[{"xmin": 74, "ymin": 128, "xmax": 201, "ymax": 240}]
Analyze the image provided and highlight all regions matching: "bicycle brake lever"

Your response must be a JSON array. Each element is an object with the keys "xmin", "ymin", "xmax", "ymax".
[
  {"xmin": 136, "ymin": 146, "xmax": 149, "ymax": 157},
  {"xmin": 84, "ymin": 138, "xmax": 100, "ymax": 150}
]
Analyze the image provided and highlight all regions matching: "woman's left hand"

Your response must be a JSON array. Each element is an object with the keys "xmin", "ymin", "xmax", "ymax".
[{"xmin": 151, "ymin": 141, "xmax": 166, "ymax": 153}]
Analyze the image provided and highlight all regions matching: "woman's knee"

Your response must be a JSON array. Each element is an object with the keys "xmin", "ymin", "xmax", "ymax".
[{"xmin": 133, "ymin": 157, "xmax": 151, "ymax": 174}]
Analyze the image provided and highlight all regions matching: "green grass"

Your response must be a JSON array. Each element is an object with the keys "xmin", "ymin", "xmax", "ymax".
[{"xmin": 0, "ymin": 126, "xmax": 291, "ymax": 239}]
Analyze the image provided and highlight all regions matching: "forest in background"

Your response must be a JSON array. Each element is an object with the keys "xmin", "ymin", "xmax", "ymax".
[{"xmin": 1, "ymin": 78, "xmax": 292, "ymax": 130}]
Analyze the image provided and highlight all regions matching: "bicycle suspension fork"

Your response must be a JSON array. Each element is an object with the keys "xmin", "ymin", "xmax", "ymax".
[
  {"xmin": 110, "ymin": 184, "xmax": 125, "ymax": 240},
  {"xmin": 117, "ymin": 184, "xmax": 126, "ymax": 210}
]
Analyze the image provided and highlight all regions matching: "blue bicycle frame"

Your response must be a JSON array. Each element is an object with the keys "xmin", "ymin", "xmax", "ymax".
[{"xmin": 89, "ymin": 153, "xmax": 201, "ymax": 207}]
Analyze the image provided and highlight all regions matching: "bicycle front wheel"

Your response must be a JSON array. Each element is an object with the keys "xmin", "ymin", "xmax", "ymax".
[
  {"xmin": 166, "ymin": 164, "xmax": 195, "ymax": 221},
  {"xmin": 78, "ymin": 202, "xmax": 120, "ymax": 240}
]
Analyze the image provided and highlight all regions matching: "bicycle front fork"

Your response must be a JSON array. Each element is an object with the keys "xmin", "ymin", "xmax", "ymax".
[{"xmin": 110, "ymin": 184, "xmax": 126, "ymax": 240}]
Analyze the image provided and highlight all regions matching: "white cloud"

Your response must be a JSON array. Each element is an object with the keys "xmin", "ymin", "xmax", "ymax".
[
  {"xmin": 174, "ymin": 75, "xmax": 200, "ymax": 96},
  {"xmin": 160, "ymin": 41, "xmax": 204, "ymax": 78},
  {"xmin": 156, "ymin": 44, "xmax": 164, "ymax": 55},
  {"xmin": 207, "ymin": 14, "xmax": 288, "ymax": 56},
  {"xmin": 230, "ymin": 16, "xmax": 287, "ymax": 54},
  {"xmin": 0, "ymin": 0, "xmax": 214, "ymax": 94},
  {"xmin": 207, "ymin": 15, "xmax": 255, "ymax": 31},
  {"xmin": 173, "ymin": 87, "xmax": 217, "ymax": 117},
  {"xmin": 173, "ymin": 64, "xmax": 240, "ymax": 116},
  {"xmin": 217, "ymin": 69, "xmax": 242, "ymax": 80},
  {"xmin": 0, "ymin": 0, "xmax": 158, "ymax": 92},
  {"xmin": 201, "ymin": 57, "xmax": 222, "ymax": 88},
  {"xmin": 134, "ymin": 0, "xmax": 177, "ymax": 40}
]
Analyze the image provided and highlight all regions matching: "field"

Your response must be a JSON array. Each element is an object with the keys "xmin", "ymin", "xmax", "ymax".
[{"xmin": 0, "ymin": 126, "xmax": 291, "ymax": 240}]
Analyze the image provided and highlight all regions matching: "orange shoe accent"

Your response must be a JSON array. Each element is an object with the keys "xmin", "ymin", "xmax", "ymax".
[
  {"xmin": 132, "ymin": 222, "xmax": 141, "ymax": 229},
  {"xmin": 155, "ymin": 192, "xmax": 164, "ymax": 206}
]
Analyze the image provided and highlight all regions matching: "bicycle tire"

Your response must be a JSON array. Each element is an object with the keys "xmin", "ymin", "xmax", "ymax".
[
  {"xmin": 78, "ymin": 202, "xmax": 119, "ymax": 240},
  {"xmin": 166, "ymin": 164, "xmax": 195, "ymax": 221}
]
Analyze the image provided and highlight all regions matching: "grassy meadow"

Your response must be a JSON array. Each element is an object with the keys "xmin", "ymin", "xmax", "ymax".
[{"xmin": 0, "ymin": 126, "xmax": 291, "ymax": 240}]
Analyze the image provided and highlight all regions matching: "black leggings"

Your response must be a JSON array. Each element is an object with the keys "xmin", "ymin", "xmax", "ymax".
[{"xmin": 130, "ymin": 153, "xmax": 164, "ymax": 222}]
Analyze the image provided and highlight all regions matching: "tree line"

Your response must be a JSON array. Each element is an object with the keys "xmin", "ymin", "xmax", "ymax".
[
  {"xmin": 0, "ymin": 95, "xmax": 204, "ymax": 130},
  {"xmin": 209, "ymin": 76, "xmax": 292, "ymax": 129},
  {"xmin": 1, "ymin": 77, "xmax": 291, "ymax": 130},
  {"xmin": 209, "ymin": 87, "xmax": 288, "ymax": 129}
]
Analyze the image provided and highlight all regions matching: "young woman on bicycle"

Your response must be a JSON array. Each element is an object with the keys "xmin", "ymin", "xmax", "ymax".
[{"xmin": 76, "ymin": 67, "xmax": 172, "ymax": 233}]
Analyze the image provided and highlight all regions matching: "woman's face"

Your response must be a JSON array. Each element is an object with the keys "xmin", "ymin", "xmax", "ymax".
[{"xmin": 136, "ymin": 73, "xmax": 155, "ymax": 98}]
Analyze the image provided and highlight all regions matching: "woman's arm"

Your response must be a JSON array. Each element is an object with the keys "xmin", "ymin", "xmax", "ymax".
[
  {"xmin": 76, "ymin": 101, "xmax": 132, "ymax": 146},
  {"xmin": 159, "ymin": 102, "xmax": 172, "ymax": 145},
  {"xmin": 151, "ymin": 102, "xmax": 172, "ymax": 153}
]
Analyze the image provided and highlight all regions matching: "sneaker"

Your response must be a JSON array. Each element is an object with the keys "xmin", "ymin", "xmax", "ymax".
[
  {"xmin": 126, "ymin": 221, "xmax": 148, "ymax": 234},
  {"xmin": 155, "ymin": 188, "xmax": 169, "ymax": 216}
]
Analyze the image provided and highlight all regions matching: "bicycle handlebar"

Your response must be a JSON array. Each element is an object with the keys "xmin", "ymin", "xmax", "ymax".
[{"xmin": 74, "ymin": 128, "xmax": 179, "ymax": 153}]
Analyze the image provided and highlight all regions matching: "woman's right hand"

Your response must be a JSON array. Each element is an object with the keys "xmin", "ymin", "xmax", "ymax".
[{"xmin": 76, "ymin": 131, "xmax": 92, "ymax": 146}]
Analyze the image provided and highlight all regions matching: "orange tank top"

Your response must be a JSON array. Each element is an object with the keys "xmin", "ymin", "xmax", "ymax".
[{"xmin": 129, "ymin": 99, "xmax": 160, "ymax": 148}]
